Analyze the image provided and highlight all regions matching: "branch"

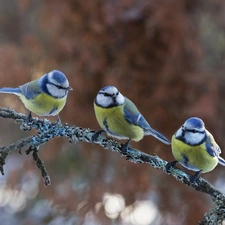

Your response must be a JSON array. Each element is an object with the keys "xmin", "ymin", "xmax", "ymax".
[{"xmin": 0, "ymin": 108, "xmax": 224, "ymax": 224}]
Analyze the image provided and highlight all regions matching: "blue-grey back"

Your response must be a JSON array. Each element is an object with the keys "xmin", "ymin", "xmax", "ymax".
[{"xmin": 19, "ymin": 79, "xmax": 42, "ymax": 100}]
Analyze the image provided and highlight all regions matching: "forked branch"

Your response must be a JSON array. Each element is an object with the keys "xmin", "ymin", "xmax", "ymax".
[{"xmin": 0, "ymin": 108, "xmax": 224, "ymax": 224}]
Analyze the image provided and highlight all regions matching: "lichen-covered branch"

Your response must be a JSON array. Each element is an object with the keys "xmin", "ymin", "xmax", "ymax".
[{"xmin": 0, "ymin": 108, "xmax": 224, "ymax": 224}]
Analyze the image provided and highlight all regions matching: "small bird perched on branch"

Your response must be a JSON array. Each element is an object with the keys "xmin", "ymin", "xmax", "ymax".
[
  {"xmin": 93, "ymin": 85, "xmax": 170, "ymax": 149},
  {"xmin": 166, "ymin": 117, "xmax": 225, "ymax": 183},
  {"xmin": 0, "ymin": 70, "xmax": 72, "ymax": 123}
]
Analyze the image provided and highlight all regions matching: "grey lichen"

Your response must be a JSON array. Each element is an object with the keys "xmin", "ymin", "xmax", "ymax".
[{"xmin": 0, "ymin": 108, "xmax": 224, "ymax": 224}]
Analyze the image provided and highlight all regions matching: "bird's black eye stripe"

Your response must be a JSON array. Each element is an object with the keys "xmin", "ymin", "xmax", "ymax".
[
  {"xmin": 104, "ymin": 93, "xmax": 112, "ymax": 97},
  {"xmin": 55, "ymin": 84, "xmax": 62, "ymax": 89},
  {"xmin": 49, "ymin": 82, "xmax": 65, "ymax": 89},
  {"xmin": 185, "ymin": 129, "xmax": 196, "ymax": 133},
  {"xmin": 99, "ymin": 91, "xmax": 113, "ymax": 97},
  {"xmin": 185, "ymin": 128, "xmax": 204, "ymax": 133}
]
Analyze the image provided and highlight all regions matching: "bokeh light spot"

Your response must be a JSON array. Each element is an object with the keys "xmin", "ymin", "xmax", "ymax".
[{"xmin": 103, "ymin": 193, "xmax": 125, "ymax": 219}]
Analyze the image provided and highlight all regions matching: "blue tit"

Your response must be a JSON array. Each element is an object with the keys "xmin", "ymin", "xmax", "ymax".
[
  {"xmin": 92, "ymin": 86, "xmax": 170, "ymax": 149},
  {"xmin": 166, "ymin": 117, "xmax": 225, "ymax": 183},
  {"xmin": 0, "ymin": 70, "xmax": 72, "ymax": 123}
]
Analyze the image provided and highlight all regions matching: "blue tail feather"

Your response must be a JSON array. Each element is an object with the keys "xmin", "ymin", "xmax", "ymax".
[
  {"xmin": 218, "ymin": 156, "xmax": 225, "ymax": 166},
  {"xmin": 153, "ymin": 129, "xmax": 171, "ymax": 145},
  {"xmin": 145, "ymin": 127, "xmax": 171, "ymax": 145},
  {"xmin": 0, "ymin": 87, "xmax": 21, "ymax": 95}
]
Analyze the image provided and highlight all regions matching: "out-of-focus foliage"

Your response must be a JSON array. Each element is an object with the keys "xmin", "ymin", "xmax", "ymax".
[{"xmin": 0, "ymin": 0, "xmax": 225, "ymax": 224}]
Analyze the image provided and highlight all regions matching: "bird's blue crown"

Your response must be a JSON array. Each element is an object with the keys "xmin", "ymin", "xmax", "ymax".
[
  {"xmin": 50, "ymin": 70, "xmax": 67, "ymax": 83},
  {"xmin": 185, "ymin": 117, "xmax": 205, "ymax": 129},
  {"xmin": 100, "ymin": 86, "xmax": 116, "ymax": 92}
]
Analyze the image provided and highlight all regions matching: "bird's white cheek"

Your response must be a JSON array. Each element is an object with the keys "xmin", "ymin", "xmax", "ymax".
[
  {"xmin": 46, "ymin": 84, "xmax": 67, "ymax": 98},
  {"xmin": 116, "ymin": 93, "xmax": 125, "ymax": 105},
  {"xmin": 175, "ymin": 128, "xmax": 205, "ymax": 145},
  {"xmin": 96, "ymin": 95, "xmax": 112, "ymax": 107},
  {"xmin": 175, "ymin": 128, "xmax": 183, "ymax": 138}
]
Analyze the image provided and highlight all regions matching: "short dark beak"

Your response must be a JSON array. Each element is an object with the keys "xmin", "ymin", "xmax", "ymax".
[{"xmin": 67, "ymin": 86, "xmax": 73, "ymax": 91}]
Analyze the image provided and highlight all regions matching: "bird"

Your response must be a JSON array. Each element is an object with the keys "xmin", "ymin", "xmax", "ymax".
[
  {"xmin": 0, "ymin": 70, "xmax": 72, "ymax": 123},
  {"xmin": 166, "ymin": 117, "xmax": 225, "ymax": 183},
  {"xmin": 92, "ymin": 85, "xmax": 170, "ymax": 149}
]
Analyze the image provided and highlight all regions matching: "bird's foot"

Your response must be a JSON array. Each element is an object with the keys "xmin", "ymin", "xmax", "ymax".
[
  {"xmin": 190, "ymin": 170, "xmax": 202, "ymax": 184},
  {"xmin": 52, "ymin": 115, "xmax": 61, "ymax": 126},
  {"xmin": 121, "ymin": 139, "xmax": 131, "ymax": 153},
  {"xmin": 91, "ymin": 130, "xmax": 105, "ymax": 142},
  {"xmin": 21, "ymin": 112, "xmax": 33, "ymax": 131},
  {"xmin": 165, "ymin": 160, "xmax": 178, "ymax": 173},
  {"xmin": 25, "ymin": 111, "xmax": 32, "ymax": 124}
]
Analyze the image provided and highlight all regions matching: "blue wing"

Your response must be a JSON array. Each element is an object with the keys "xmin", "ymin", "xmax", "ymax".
[
  {"xmin": 205, "ymin": 131, "xmax": 221, "ymax": 157},
  {"xmin": 123, "ymin": 98, "xmax": 170, "ymax": 144},
  {"xmin": 124, "ymin": 108, "xmax": 150, "ymax": 130},
  {"xmin": 19, "ymin": 80, "xmax": 42, "ymax": 100},
  {"xmin": 123, "ymin": 98, "xmax": 150, "ymax": 130},
  {"xmin": 205, "ymin": 131, "xmax": 225, "ymax": 166}
]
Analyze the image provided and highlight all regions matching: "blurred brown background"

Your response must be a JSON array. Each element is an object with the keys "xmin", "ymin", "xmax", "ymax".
[{"xmin": 0, "ymin": 0, "xmax": 224, "ymax": 224}]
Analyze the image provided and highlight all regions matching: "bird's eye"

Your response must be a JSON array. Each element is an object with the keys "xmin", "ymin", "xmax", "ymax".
[
  {"xmin": 116, "ymin": 92, "xmax": 119, "ymax": 96},
  {"xmin": 104, "ymin": 93, "xmax": 111, "ymax": 97},
  {"xmin": 54, "ymin": 84, "xmax": 63, "ymax": 89},
  {"xmin": 192, "ymin": 129, "xmax": 197, "ymax": 133},
  {"xmin": 49, "ymin": 82, "xmax": 63, "ymax": 89}
]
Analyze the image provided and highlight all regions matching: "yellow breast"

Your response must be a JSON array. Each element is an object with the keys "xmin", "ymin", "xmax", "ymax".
[
  {"xmin": 171, "ymin": 135, "xmax": 218, "ymax": 173},
  {"xmin": 94, "ymin": 103, "xmax": 144, "ymax": 141},
  {"xmin": 20, "ymin": 93, "xmax": 67, "ymax": 116}
]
